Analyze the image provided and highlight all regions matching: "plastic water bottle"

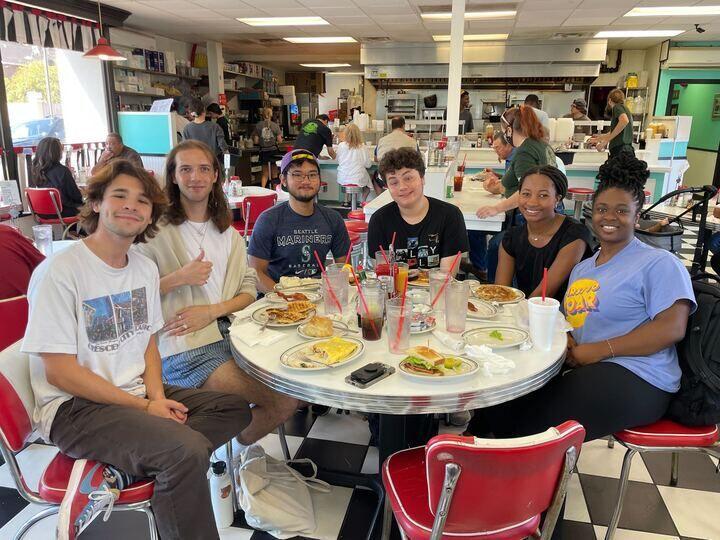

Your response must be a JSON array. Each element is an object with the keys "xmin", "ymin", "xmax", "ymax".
[{"xmin": 209, "ymin": 461, "xmax": 233, "ymax": 529}]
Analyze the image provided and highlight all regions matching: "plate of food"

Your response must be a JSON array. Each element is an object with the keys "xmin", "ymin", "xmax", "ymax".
[
  {"xmin": 408, "ymin": 269, "xmax": 430, "ymax": 287},
  {"xmin": 410, "ymin": 304, "xmax": 436, "ymax": 334},
  {"xmin": 265, "ymin": 290, "xmax": 322, "ymax": 304},
  {"xmin": 466, "ymin": 299, "xmax": 499, "ymax": 320},
  {"xmin": 280, "ymin": 337, "xmax": 364, "ymax": 370},
  {"xmin": 472, "ymin": 285, "xmax": 525, "ymax": 305},
  {"xmin": 274, "ymin": 276, "xmax": 322, "ymax": 292},
  {"xmin": 398, "ymin": 346, "xmax": 479, "ymax": 381},
  {"xmin": 251, "ymin": 301, "xmax": 316, "ymax": 327},
  {"xmin": 462, "ymin": 325, "xmax": 529, "ymax": 349},
  {"xmin": 297, "ymin": 316, "xmax": 350, "ymax": 339}
]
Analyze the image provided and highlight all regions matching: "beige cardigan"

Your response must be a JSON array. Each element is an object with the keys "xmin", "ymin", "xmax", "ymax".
[{"xmin": 136, "ymin": 222, "xmax": 257, "ymax": 357}]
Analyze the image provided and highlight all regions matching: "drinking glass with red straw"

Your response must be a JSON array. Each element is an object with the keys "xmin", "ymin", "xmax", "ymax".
[
  {"xmin": 313, "ymin": 250, "xmax": 342, "ymax": 312},
  {"xmin": 430, "ymin": 251, "xmax": 463, "ymax": 309},
  {"xmin": 379, "ymin": 245, "xmax": 393, "ymax": 279},
  {"xmin": 393, "ymin": 275, "xmax": 410, "ymax": 347},
  {"xmin": 541, "ymin": 267, "xmax": 548, "ymax": 302},
  {"xmin": 344, "ymin": 242, "xmax": 354, "ymax": 266},
  {"xmin": 348, "ymin": 265, "xmax": 379, "ymax": 337}
]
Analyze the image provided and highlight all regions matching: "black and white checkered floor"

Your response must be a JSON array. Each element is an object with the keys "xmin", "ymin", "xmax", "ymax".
[{"xmin": 1, "ymin": 228, "xmax": 717, "ymax": 540}]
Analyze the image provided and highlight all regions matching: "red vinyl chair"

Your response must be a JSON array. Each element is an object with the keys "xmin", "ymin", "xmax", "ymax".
[
  {"xmin": 382, "ymin": 421, "xmax": 585, "ymax": 540},
  {"xmin": 25, "ymin": 187, "xmax": 80, "ymax": 239},
  {"xmin": 0, "ymin": 341, "xmax": 159, "ymax": 539},
  {"xmin": 232, "ymin": 194, "xmax": 277, "ymax": 238},
  {"xmin": 0, "ymin": 296, "xmax": 28, "ymax": 351},
  {"xmin": 604, "ymin": 419, "xmax": 719, "ymax": 539}
]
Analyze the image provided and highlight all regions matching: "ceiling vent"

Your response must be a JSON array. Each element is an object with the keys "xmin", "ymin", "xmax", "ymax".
[
  {"xmin": 551, "ymin": 32, "xmax": 589, "ymax": 40},
  {"xmin": 258, "ymin": 38, "xmax": 286, "ymax": 44},
  {"xmin": 360, "ymin": 36, "xmax": 391, "ymax": 42}
]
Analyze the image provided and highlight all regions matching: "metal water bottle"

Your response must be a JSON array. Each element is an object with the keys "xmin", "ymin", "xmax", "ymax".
[{"xmin": 209, "ymin": 461, "xmax": 233, "ymax": 529}]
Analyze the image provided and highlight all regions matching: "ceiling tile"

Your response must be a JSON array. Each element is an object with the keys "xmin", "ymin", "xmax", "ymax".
[
  {"xmin": 561, "ymin": 16, "xmax": 618, "ymax": 26},
  {"xmin": 516, "ymin": 9, "xmax": 570, "ymax": 27},
  {"xmin": 190, "ymin": 0, "xmax": 253, "ymax": 7},
  {"xmin": 258, "ymin": 7, "xmax": 315, "ymax": 16},
  {"xmin": 298, "ymin": 0, "xmax": 356, "ymax": 6},
  {"xmin": 520, "ymin": 0, "xmax": 583, "ymax": 11}
]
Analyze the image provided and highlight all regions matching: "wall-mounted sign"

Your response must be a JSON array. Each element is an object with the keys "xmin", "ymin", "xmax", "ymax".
[
  {"xmin": 713, "ymin": 94, "xmax": 720, "ymax": 120},
  {"xmin": 218, "ymin": 93, "xmax": 227, "ymax": 106}
]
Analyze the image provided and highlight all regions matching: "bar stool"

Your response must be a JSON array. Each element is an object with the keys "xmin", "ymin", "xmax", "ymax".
[
  {"xmin": 343, "ymin": 184, "xmax": 363, "ymax": 211},
  {"xmin": 604, "ymin": 419, "xmax": 720, "ymax": 540},
  {"xmin": 345, "ymin": 219, "xmax": 369, "ymax": 269},
  {"xmin": 347, "ymin": 209, "xmax": 365, "ymax": 221},
  {"xmin": 567, "ymin": 188, "xmax": 594, "ymax": 221},
  {"xmin": 347, "ymin": 231, "xmax": 363, "ymax": 268}
]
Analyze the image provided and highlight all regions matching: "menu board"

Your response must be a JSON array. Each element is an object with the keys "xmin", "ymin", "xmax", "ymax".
[{"xmin": 0, "ymin": 180, "xmax": 21, "ymax": 207}]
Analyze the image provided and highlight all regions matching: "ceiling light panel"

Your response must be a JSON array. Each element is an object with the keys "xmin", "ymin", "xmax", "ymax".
[
  {"xmin": 421, "ymin": 10, "xmax": 517, "ymax": 20},
  {"xmin": 237, "ymin": 17, "xmax": 329, "ymax": 26},
  {"xmin": 284, "ymin": 36, "xmax": 358, "ymax": 43},
  {"xmin": 625, "ymin": 6, "xmax": 720, "ymax": 17},
  {"xmin": 594, "ymin": 29, "xmax": 685, "ymax": 37},
  {"xmin": 432, "ymin": 33, "xmax": 509, "ymax": 41},
  {"xmin": 299, "ymin": 63, "xmax": 352, "ymax": 67}
]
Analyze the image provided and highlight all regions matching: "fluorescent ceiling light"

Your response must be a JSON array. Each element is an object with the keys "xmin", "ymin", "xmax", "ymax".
[
  {"xmin": 595, "ymin": 30, "xmax": 684, "ymax": 38},
  {"xmin": 326, "ymin": 72, "xmax": 364, "ymax": 75},
  {"xmin": 300, "ymin": 63, "xmax": 352, "ymax": 67},
  {"xmin": 284, "ymin": 37, "xmax": 357, "ymax": 43},
  {"xmin": 421, "ymin": 10, "xmax": 516, "ymax": 20},
  {"xmin": 237, "ymin": 16, "xmax": 328, "ymax": 26},
  {"xmin": 625, "ymin": 6, "xmax": 720, "ymax": 17},
  {"xmin": 433, "ymin": 33, "xmax": 509, "ymax": 41}
]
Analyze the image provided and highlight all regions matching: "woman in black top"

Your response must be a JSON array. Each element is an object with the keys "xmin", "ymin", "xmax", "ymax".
[
  {"xmin": 496, "ymin": 165, "xmax": 592, "ymax": 301},
  {"xmin": 30, "ymin": 137, "xmax": 83, "ymax": 218}
]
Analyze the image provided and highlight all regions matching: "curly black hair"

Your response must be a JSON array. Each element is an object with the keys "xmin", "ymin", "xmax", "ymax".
[
  {"xmin": 378, "ymin": 147, "xmax": 425, "ymax": 180},
  {"xmin": 595, "ymin": 152, "xmax": 649, "ymax": 210},
  {"xmin": 519, "ymin": 165, "xmax": 569, "ymax": 199}
]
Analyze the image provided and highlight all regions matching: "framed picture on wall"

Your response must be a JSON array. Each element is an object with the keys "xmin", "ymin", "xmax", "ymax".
[{"xmin": 713, "ymin": 93, "xmax": 720, "ymax": 120}]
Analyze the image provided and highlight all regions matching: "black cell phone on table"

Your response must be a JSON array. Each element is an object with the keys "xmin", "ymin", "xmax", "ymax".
[{"xmin": 346, "ymin": 363, "xmax": 395, "ymax": 389}]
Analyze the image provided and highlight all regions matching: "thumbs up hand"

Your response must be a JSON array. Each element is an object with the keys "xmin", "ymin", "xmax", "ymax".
[{"xmin": 179, "ymin": 248, "xmax": 213, "ymax": 287}]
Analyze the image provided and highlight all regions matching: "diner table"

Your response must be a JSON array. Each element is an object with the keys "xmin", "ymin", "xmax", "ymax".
[
  {"xmin": 230, "ymin": 285, "xmax": 567, "ymax": 539},
  {"xmin": 226, "ymin": 186, "xmax": 289, "ymax": 209}
]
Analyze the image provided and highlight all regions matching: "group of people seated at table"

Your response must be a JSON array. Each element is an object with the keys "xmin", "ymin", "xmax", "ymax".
[{"xmin": 7, "ymin": 119, "xmax": 696, "ymax": 539}]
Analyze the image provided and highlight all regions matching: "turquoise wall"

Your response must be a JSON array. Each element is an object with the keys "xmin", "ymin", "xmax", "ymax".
[
  {"xmin": 655, "ymin": 68, "xmax": 720, "ymax": 115},
  {"xmin": 675, "ymin": 83, "xmax": 720, "ymax": 151}
]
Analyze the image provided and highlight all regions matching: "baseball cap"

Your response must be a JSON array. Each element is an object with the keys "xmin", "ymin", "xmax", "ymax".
[
  {"xmin": 280, "ymin": 149, "xmax": 320, "ymax": 175},
  {"xmin": 572, "ymin": 99, "xmax": 588, "ymax": 113}
]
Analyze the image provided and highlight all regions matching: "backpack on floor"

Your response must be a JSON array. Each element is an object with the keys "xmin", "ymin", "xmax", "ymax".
[{"xmin": 667, "ymin": 273, "xmax": 720, "ymax": 426}]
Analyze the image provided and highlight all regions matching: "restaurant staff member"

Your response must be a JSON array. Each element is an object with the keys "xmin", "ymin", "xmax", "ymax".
[
  {"xmin": 525, "ymin": 94, "xmax": 550, "ymax": 138},
  {"xmin": 590, "ymin": 89, "xmax": 634, "ymax": 158},
  {"xmin": 564, "ymin": 98, "xmax": 592, "ymax": 136},
  {"xmin": 459, "ymin": 91, "xmax": 474, "ymax": 133},
  {"xmin": 206, "ymin": 103, "xmax": 231, "ymax": 146},
  {"xmin": 294, "ymin": 114, "xmax": 336, "ymax": 159}
]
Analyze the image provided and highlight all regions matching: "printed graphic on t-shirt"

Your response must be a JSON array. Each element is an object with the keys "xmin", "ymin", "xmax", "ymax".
[
  {"xmin": 82, "ymin": 287, "xmax": 151, "ymax": 352},
  {"xmin": 395, "ymin": 234, "xmax": 440, "ymax": 269},
  {"xmin": 276, "ymin": 228, "xmax": 332, "ymax": 277},
  {"xmin": 564, "ymin": 278, "xmax": 600, "ymax": 329},
  {"xmin": 302, "ymin": 121, "xmax": 318, "ymax": 135},
  {"xmin": 261, "ymin": 126, "xmax": 275, "ymax": 145}
]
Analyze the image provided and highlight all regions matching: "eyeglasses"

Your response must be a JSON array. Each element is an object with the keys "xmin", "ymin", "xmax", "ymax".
[{"xmin": 288, "ymin": 172, "xmax": 320, "ymax": 181}]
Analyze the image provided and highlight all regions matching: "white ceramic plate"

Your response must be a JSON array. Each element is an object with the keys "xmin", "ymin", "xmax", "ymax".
[
  {"xmin": 297, "ymin": 321, "xmax": 350, "ymax": 340},
  {"xmin": 265, "ymin": 291, "xmax": 322, "ymax": 304},
  {"xmin": 462, "ymin": 325, "xmax": 529, "ymax": 349},
  {"xmin": 410, "ymin": 320, "xmax": 437, "ymax": 335},
  {"xmin": 273, "ymin": 278, "xmax": 322, "ymax": 292},
  {"xmin": 398, "ymin": 356, "xmax": 479, "ymax": 382},
  {"xmin": 472, "ymin": 285, "xmax": 525, "ymax": 305},
  {"xmin": 280, "ymin": 338, "xmax": 365, "ymax": 370},
  {"xmin": 466, "ymin": 299, "xmax": 499, "ymax": 320},
  {"xmin": 251, "ymin": 306, "xmax": 316, "ymax": 328}
]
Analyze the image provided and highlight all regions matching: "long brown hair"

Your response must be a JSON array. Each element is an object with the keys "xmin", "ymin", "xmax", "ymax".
[
  {"xmin": 503, "ymin": 105, "xmax": 545, "ymax": 141},
  {"xmin": 163, "ymin": 140, "xmax": 232, "ymax": 232},
  {"xmin": 79, "ymin": 159, "xmax": 167, "ymax": 243},
  {"xmin": 30, "ymin": 137, "xmax": 63, "ymax": 187}
]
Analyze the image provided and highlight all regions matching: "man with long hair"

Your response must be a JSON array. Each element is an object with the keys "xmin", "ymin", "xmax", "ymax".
[
  {"xmin": 137, "ymin": 140, "xmax": 298, "ymax": 444},
  {"xmin": 21, "ymin": 159, "xmax": 251, "ymax": 539}
]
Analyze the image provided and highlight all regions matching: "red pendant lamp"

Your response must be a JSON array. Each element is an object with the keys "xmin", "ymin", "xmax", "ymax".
[{"xmin": 83, "ymin": 1, "xmax": 126, "ymax": 61}]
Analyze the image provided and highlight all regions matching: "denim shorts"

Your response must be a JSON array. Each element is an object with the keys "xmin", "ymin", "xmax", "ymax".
[{"xmin": 161, "ymin": 318, "xmax": 232, "ymax": 388}]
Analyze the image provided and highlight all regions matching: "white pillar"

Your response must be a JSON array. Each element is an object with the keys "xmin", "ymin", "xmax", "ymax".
[
  {"xmin": 445, "ymin": 0, "xmax": 465, "ymax": 137},
  {"xmin": 206, "ymin": 40, "xmax": 224, "ymax": 103}
]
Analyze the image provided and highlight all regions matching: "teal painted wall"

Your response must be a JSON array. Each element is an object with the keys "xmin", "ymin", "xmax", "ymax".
[
  {"xmin": 654, "ymin": 68, "xmax": 720, "ymax": 115},
  {"xmin": 675, "ymin": 83, "xmax": 720, "ymax": 151},
  {"xmin": 118, "ymin": 114, "xmax": 172, "ymax": 155}
]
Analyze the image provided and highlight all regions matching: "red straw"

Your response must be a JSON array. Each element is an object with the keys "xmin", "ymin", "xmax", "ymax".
[
  {"xmin": 379, "ymin": 245, "xmax": 390, "ymax": 265},
  {"xmin": 349, "ymin": 266, "xmax": 379, "ymax": 337},
  {"xmin": 394, "ymin": 274, "xmax": 410, "ymax": 346},
  {"xmin": 430, "ymin": 252, "xmax": 463, "ymax": 309},
  {"xmin": 390, "ymin": 232, "xmax": 397, "ymax": 251},
  {"xmin": 542, "ymin": 267, "xmax": 548, "ymax": 302},
  {"xmin": 314, "ymin": 250, "xmax": 342, "ymax": 312},
  {"xmin": 344, "ymin": 242, "xmax": 354, "ymax": 265}
]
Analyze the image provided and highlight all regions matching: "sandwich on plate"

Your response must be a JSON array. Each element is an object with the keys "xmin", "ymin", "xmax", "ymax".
[{"xmin": 401, "ymin": 346, "xmax": 465, "ymax": 376}]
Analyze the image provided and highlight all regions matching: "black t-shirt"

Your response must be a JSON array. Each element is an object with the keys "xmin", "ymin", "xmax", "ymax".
[
  {"xmin": 367, "ymin": 197, "xmax": 469, "ymax": 270},
  {"xmin": 502, "ymin": 216, "xmax": 592, "ymax": 301},
  {"xmin": 293, "ymin": 120, "xmax": 333, "ymax": 157},
  {"xmin": 34, "ymin": 162, "xmax": 83, "ymax": 218}
]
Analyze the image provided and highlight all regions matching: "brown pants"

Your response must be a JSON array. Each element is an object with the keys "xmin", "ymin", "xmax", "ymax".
[{"xmin": 50, "ymin": 385, "xmax": 251, "ymax": 540}]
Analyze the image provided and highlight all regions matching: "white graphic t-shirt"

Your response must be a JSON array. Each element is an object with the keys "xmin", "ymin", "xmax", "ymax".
[{"xmin": 21, "ymin": 241, "xmax": 164, "ymax": 440}]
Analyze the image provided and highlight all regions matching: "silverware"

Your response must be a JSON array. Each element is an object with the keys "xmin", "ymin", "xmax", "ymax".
[{"xmin": 259, "ymin": 313, "xmax": 276, "ymax": 333}]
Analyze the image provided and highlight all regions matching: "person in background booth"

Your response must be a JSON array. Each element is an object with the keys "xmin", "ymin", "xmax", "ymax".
[
  {"xmin": 91, "ymin": 132, "xmax": 143, "ymax": 175},
  {"xmin": 30, "ymin": 136, "xmax": 83, "ymax": 218},
  {"xmin": 467, "ymin": 153, "xmax": 695, "ymax": 443},
  {"xmin": 495, "ymin": 165, "xmax": 592, "ymax": 301},
  {"xmin": 21, "ymin": 159, "xmax": 250, "ymax": 539}
]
